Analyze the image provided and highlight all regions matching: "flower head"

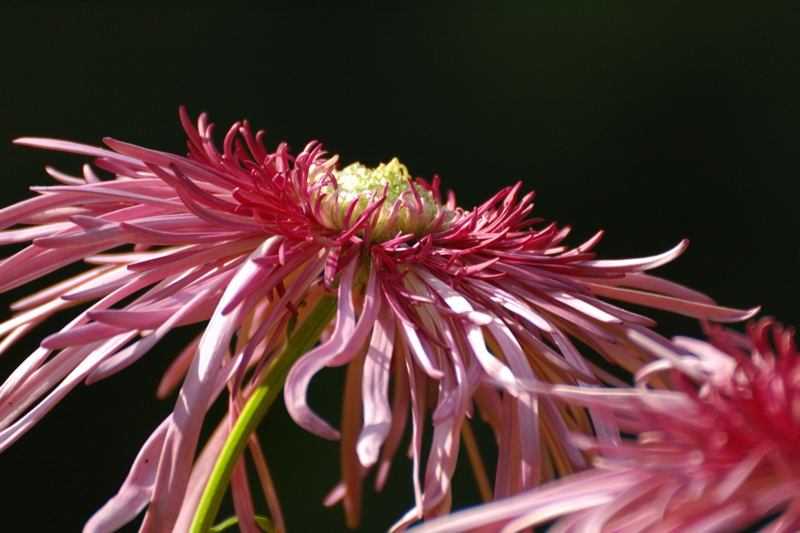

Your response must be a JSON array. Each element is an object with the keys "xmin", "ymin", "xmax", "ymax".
[
  {"xmin": 413, "ymin": 317, "xmax": 800, "ymax": 533},
  {"xmin": 0, "ymin": 109, "xmax": 755, "ymax": 532}
]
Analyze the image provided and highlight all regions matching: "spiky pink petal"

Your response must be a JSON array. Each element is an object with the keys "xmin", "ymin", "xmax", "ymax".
[{"xmin": 412, "ymin": 318, "xmax": 800, "ymax": 533}]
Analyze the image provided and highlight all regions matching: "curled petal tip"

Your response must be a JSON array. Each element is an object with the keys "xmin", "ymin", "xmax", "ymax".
[
  {"xmin": 102, "ymin": 136, "xmax": 121, "ymax": 149},
  {"xmin": 708, "ymin": 304, "xmax": 762, "ymax": 323},
  {"xmin": 584, "ymin": 239, "xmax": 689, "ymax": 271},
  {"xmin": 740, "ymin": 305, "xmax": 762, "ymax": 321},
  {"xmin": 656, "ymin": 238, "xmax": 689, "ymax": 265},
  {"xmin": 356, "ymin": 437, "xmax": 381, "ymax": 468}
]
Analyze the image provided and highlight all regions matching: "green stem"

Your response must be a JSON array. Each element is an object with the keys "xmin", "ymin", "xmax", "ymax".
[{"xmin": 190, "ymin": 294, "xmax": 338, "ymax": 533}]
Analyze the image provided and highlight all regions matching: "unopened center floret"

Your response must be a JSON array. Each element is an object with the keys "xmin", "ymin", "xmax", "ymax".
[{"xmin": 314, "ymin": 158, "xmax": 449, "ymax": 242}]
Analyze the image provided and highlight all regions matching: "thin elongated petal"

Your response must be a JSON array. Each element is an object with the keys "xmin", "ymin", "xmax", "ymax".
[
  {"xmin": 356, "ymin": 307, "xmax": 396, "ymax": 467},
  {"xmin": 0, "ymin": 333, "xmax": 137, "ymax": 451},
  {"xmin": 582, "ymin": 240, "xmax": 688, "ymax": 271},
  {"xmin": 410, "ymin": 470, "xmax": 638, "ymax": 533}
]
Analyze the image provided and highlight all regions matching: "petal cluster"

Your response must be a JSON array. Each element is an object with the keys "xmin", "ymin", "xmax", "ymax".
[
  {"xmin": 0, "ymin": 109, "xmax": 756, "ymax": 531},
  {"xmin": 413, "ymin": 318, "xmax": 800, "ymax": 533}
]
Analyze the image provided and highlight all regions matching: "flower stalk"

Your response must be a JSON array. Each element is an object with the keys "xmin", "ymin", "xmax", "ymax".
[{"xmin": 191, "ymin": 294, "xmax": 338, "ymax": 533}]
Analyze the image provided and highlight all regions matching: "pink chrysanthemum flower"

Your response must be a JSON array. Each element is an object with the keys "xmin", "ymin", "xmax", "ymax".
[
  {"xmin": 413, "ymin": 317, "xmax": 800, "ymax": 533},
  {"xmin": 0, "ymin": 109, "xmax": 754, "ymax": 532}
]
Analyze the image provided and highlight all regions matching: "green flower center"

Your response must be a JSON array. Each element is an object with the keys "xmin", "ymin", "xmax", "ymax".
[
  {"xmin": 314, "ymin": 158, "xmax": 450, "ymax": 242},
  {"xmin": 334, "ymin": 158, "xmax": 420, "ymax": 204}
]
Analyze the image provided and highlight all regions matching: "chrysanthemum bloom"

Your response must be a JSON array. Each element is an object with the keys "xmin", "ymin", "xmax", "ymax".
[
  {"xmin": 412, "ymin": 317, "xmax": 800, "ymax": 533},
  {"xmin": 0, "ymin": 109, "xmax": 755, "ymax": 532}
]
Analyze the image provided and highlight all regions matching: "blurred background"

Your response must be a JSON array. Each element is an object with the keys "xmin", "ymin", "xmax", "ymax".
[{"xmin": 0, "ymin": 3, "xmax": 798, "ymax": 532}]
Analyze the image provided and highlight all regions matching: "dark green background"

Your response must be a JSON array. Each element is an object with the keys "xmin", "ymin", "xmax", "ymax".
[{"xmin": 0, "ymin": 3, "xmax": 798, "ymax": 532}]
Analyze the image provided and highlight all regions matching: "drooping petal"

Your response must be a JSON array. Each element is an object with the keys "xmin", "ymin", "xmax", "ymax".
[
  {"xmin": 140, "ymin": 238, "xmax": 277, "ymax": 532},
  {"xmin": 356, "ymin": 306, "xmax": 396, "ymax": 467},
  {"xmin": 283, "ymin": 260, "xmax": 380, "ymax": 439}
]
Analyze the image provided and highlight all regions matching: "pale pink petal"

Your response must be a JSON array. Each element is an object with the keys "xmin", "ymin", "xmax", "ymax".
[
  {"xmin": 586, "ymin": 283, "xmax": 759, "ymax": 322},
  {"xmin": 408, "ymin": 470, "xmax": 638, "ymax": 533},
  {"xmin": 5, "ymin": 111, "xmax": 764, "ymax": 533},
  {"xmin": 0, "ymin": 222, "xmax": 75, "ymax": 244},
  {"xmin": 14, "ymin": 137, "xmax": 143, "ymax": 163},
  {"xmin": 9, "ymin": 265, "xmax": 116, "ymax": 311},
  {"xmin": 486, "ymin": 321, "xmax": 540, "ymax": 488},
  {"xmin": 421, "ymin": 271, "xmax": 518, "ymax": 391},
  {"xmin": 472, "ymin": 280, "xmax": 554, "ymax": 333},
  {"xmin": 44, "ymin": 165, "xmax": 85, "ymax": 185},
  {"xmin": 140, "ymin": 238, "xmax": 276, "ymax": 532},
  {"xmin": 85, "ymin": 271, "xmax": 233, "ymax": 384},
  {"xmin": 0, "ymin": 332, "xmax": 137, "ymax": 451},
  {"xmin": 0, "ymin": 243, "xmax": 116, "ymax": 293},
  {"xmin": 356, "ymin": 306, "xmax": 396, "ymax": 467},
  {"xmin": 284, "ymin": 261, "xmax": 379, "ymax": 439},
  {"xmin": 551, "ymin": 291, "xmax": 622, "ymax": 324},
  {"xmin": 582, "ymin": 239, "xmax": 688, "ymax": 271},
  {"xmin": 397, "ymin": 319, "xmax": 444, "ymax": 380},
  {"xmin": 156, "ymin": 334, "xmax": 202, "ymax": 399},
  {"xmin": 170, "ymin": 416, "xmax": 231, "ymax": 532}
]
